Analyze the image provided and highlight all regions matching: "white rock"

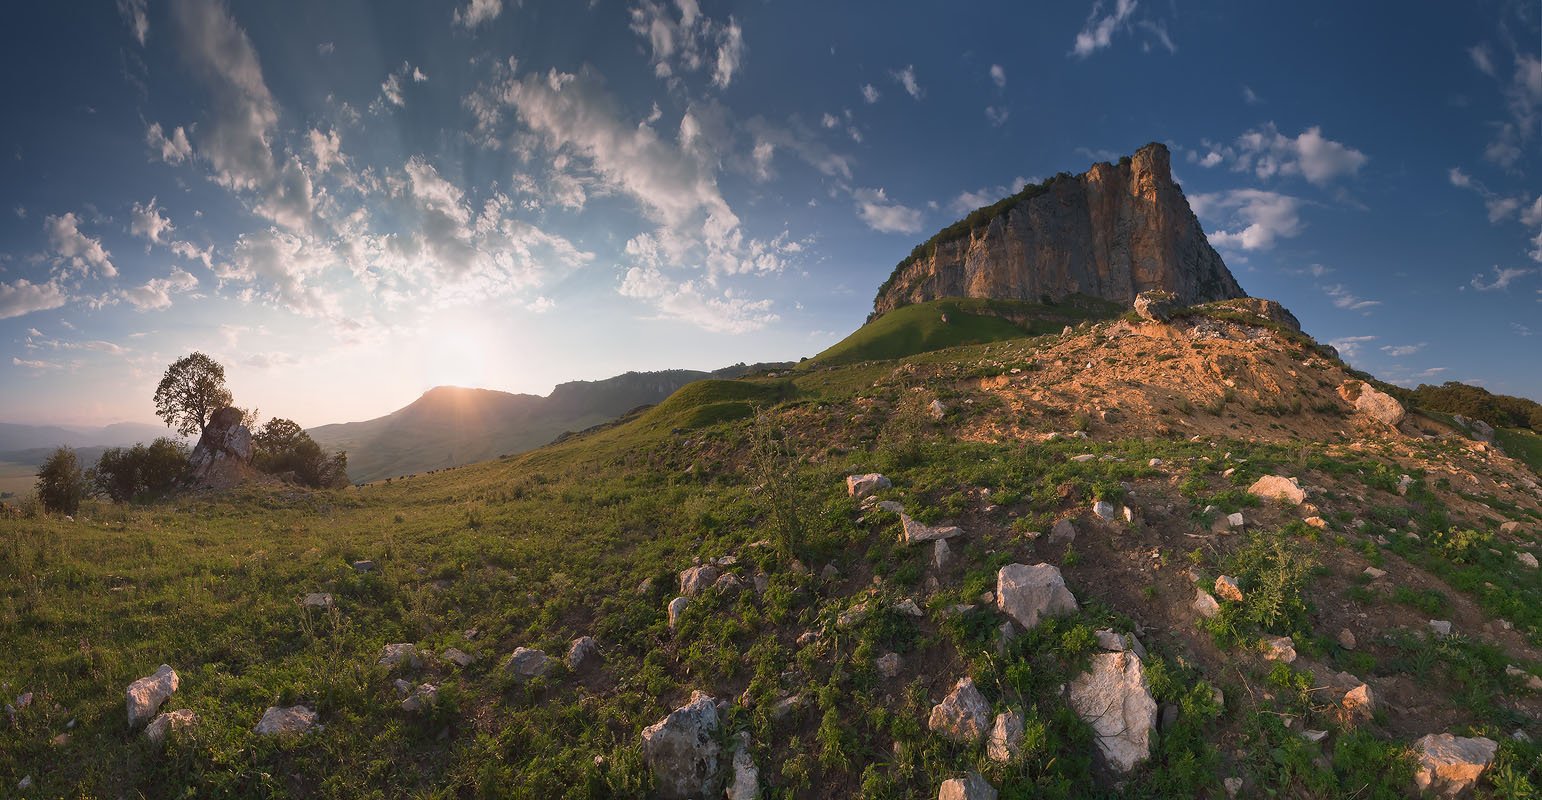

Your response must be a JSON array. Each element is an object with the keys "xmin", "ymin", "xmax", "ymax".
[
  {"xmin": 933, "ymin": 538, "xmax": 952, "ymax": 570},
  {"xmin": 442, "ymin": 647, "xmax": 475, "ymax": 667},
  {"xmin": 567, "ymin": 636, "xmax": 598, "ymax": 670},
  {"xmin": 1412, "ymin": 733, "xmax": 1498, "ymax": 797},
  {"xmin": 725, "ymin": 732, "xmax": 760, "ymax": 800},
  {"xmin": 996, "ymin": 563, "xmax": 1078, "ymax": 629},
  {"xmin": 1338, "ymin": 629, "xmax": 1357, "ymax": 650},
  {"xmin": 1215, "ymin": 575, "xmax": 1244, "ymax": 603},
  {"xmin": 1068, "ymin": 651, "xmax": 1157, "ymax": 773},
  {"xmin": 1224, "ymin": 777, "xmax": 1243, "ymax": 797},
  {"xmin": 1518, "ymin": 552, "xmax": 1539, "ymax": 569},
  {"xmin": 1363, "ymin": 566, "xmax": 1387, "ymax": 579},
  {"xmin": 641, "ymin": 691, "xmax": 721, "ymax": 800},
  {"xmin": 401, "ymin": 683, "xmax": 438, "ymax": 713},
  {"xmin": 845, "ymin": 473, "xmax": 891, "ymax": 499},
  {"xmin": 378, "ymin": 643, "xmax": 421, "ymax": 670},
  {"xmin": 1247, "ymin": 475, "xmax": 1307, "ymax": 504},
  {"xmin": 1429, "ymin": 620, "xmax": 1453, "ymax": 637},
  {"xmin": 1048, "ymin": 519, "xmax": 1077, "ymax": 544},
  {"xmin": 1070, "ymin": 454, "xmax": 1096, "ymax": 463},
  {"xmin": 1342, "ymin": 382, "xmax": 1405, "ymax": 427},
  {"xmin": 504, "ymin": 647, "xmax": 551, "ymax": 681},
  {"xmin": 1505, "ymin": 665, "xmax": 1542, "ymax": 691},
  {"xmin": 893, "ymin": 598, "xmax": 924, "ymax": 617},
  {"xmin": 678, "ymin": 564, "xmax": 721, "ymax": 596},
  {"xmin": 144, "ymin": 708, "xmax": 196, "ymax": 745},
  {"xmin": 928, "ymin": 677, "xmax": 990, "ymax": 743},
  {"xmin": 254, "ymin": 705, "xmax": 317, "ymax": 736},
  {"xmin": 1342, "ymin": 682, "xmax": 1374, "ymax": 721},
  {"xmin": 929, "ymin": 399, "xmax": 948, "ymax": 419},
  {"xmin": 1092, "ymin": 500, "xmax": 1118, "ymax": 521},
  {"xmin": 1262, "ymin": 636, "xmax": 1297, "ymax": 663},
  {"xmin": 938, "ymin": 771, "xmax": 997, "ymax": 800},
  {"xmin": 668, "ymin": 596, "xmax": 689, "ymax": 629},
  {"xmin": 1302, "ymin": 729, "xmax": 1329, "ymax": 743},
  {"xmin": 1227, "ymin": 512, "xmax": 1246, "ymax": 528},
  {"xmin": 986, "ymin": 709, "xmax": 1024, "ymax": 763},
  {"xmin": 1193, "ymin": 590, "xmax": 1221, "ymax": 619},
  {"xmin": 126, "ymin": 665, "xmax": 179, "ymax": 729},
  {"xmin": 901, "ymin": 514, "xmax": 964, "ymax": 545},
  {"xmin": 301, "ymin": 592, "xmax": 334, "ymax": 610},
  {"xmin": 876, "ymin": 652, "xmax": 903, "ymax": 678}
]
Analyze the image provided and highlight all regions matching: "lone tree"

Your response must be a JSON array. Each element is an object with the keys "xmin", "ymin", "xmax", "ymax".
[
  {"xmin": 154, "ymin": 352, "xmax": 234, "ymax": 437},
  {"xmin": 36, "ymin": 446, "xmax": 85, "ymax": 515}
]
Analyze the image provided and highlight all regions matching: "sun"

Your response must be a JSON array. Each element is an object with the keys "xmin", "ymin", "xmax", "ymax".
[{"xmin": 422, "ymin": 322, "xmax": 490, "ymax": 389}]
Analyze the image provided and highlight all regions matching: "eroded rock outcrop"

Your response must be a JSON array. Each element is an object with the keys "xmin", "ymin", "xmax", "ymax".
[
  {"xmin": 641, "ymin": 691, "xmax": 721, "ymax": 800},
  {"xmin": 872, "ymin": 143, "xmax": 1245, "ymax": 318},
  {"xmin": 186, "ymin": 407, "xmax": 254, "ymax": 490},
  {"xmin": 1067, "ymin": 651, "xmax": 1157, "ymax": 773}
]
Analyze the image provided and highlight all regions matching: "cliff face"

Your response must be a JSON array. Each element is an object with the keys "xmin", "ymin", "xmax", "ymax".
[{"xmin": 872, "ymin": 143, "xmax": 1245, "ymax": 318}]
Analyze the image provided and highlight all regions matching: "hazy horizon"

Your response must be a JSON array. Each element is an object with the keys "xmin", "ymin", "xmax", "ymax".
[{"xmin": 3, "ymin": 1, "xmax": 1540, "ymax": 428}]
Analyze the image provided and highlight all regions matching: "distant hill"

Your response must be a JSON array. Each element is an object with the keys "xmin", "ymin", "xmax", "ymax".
[
  {"xmin": 307, "ymin": 365, "xmax": 789, "ymax": 483},
  {"xmin": 0, "ymin": 421, "xmax": 172, "ymax": 453}
]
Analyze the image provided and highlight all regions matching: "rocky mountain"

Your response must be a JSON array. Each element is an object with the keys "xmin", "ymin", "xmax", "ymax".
[
  {"xmin": 308, "ymin": 365, "xmax": 786, "ymax": 483},
  {"xmin": 872, "ymin": 142, "xmax": 1245, "ymax": 318}
]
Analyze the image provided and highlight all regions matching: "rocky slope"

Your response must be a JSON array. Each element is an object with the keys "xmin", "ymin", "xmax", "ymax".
[{"xmin": 872, "ymin": 143, "xmax": 1245, "ymax": 318}]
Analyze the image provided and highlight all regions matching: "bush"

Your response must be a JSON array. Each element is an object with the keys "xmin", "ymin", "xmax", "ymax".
[
  {"xmin": 36, "ymin": 447, "xmax": 85, "ymax": 515},
  {"xmin": 90, "ymin": 438, "xmax": 190, "ymax": 502},
  {"xmin": 252, "ymin": 418, "xmax": 349, "ymax": 488}
]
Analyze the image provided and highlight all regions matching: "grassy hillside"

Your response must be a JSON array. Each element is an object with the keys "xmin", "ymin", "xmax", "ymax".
[
  {"xmin": 809, "ymin": 296, "xmax": 1120, "ymax": 367},
  {"xmin": 3, "ymin": 310, "xmax": 1540, "ymax": 798}
]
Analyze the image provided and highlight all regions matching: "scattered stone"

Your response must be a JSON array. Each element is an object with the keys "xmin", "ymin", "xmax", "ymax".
[
  {"xmin": 18, "ymin": 776, "xmax": 32, "ymax": 791},
  {"xmin": 1148, "ymin": 458, "xmax": 1163, "ymax": 467},
  {"xmin": 1397, "ymin": 475, "xmax": 1414, "ymax": 496},
  {"xmin": 929, "ymin": 399, "xmax": 948, "ymax": 420},
  {"xmin": 901, "ymin": 514, "xmax": 964, "ymax": 545},
  {"xmin": 1301, "ymin": 729, "xmax": 1329, "ymax": 743},
  {"xmin": 1048, "ymin": 519, "xmax": 1077, "ymax": 545},
  {"xmin": 1340, "ymin": 381, "xmax": 1405, "ymax": 427},
  {"xmin": 1159, "ymin": 703, "xmax": 1179, "ymax": 732},
  {"xmin": 352, "ymin": 560, "xmax": 376, "ymax": 573},
  {"xmin": 876, "ymin": 500, "xmax": 904, "ymax": 514},
  {"xmin": 1247, "ymin": 475, "xmax": 1307, "ymax": 505},
  {"xmin": 1068, "ymin": 651, "xmax": 1157, "ymax": 773},
  {"xmin": 254, "ymin": 705, "xmax": 317, "ymax": 736},
  {"xmin": 1122, "ymin": 505, "xmax": 1136, "ymax": 524},
  {"xmin": 938, "ymin": 771, "xmax": 998, "ymax": 800},
  {"xmin": 933, "ymin": 538, "xmax": 952, "ymax": 570},
  {"xmin": 846, "ymin": 473, "xmax": 891, "ymax": 499},
  {"xmin": 1214, "ymin": 575, "xmax": 1244, "ymax": 603},
  {"xmin": 987, "ymin": 710, "xmax": 1024, "ymax": 763},
  {"xmin": 1429, "ymin": 620, "xmax": 1453, "ymax": 638},
  {"xmin": 1224, "ymin": 777, "xmax": 1243, "ymax": 798},
  {"xmin": 771, "ymin": 694, "xmax": 804, "ymax": 720},
  {"xmin": 1304, "ymin": 516, "xmax": 1327, "ymax": 529},
  {"xmin": 1070, "ymin": 454, "xmax": 1096, "ymax": 463},
  {"xmin": 378, "ymin": 643, "xmax": 421, "ymax": 671},
  {"xmin": 714, "ymin": 573, "xmax": 743, "ymax": 595},
  {"xmin": 837, "ymin": 602, "xmax": 870, "ymax": 628},
  {"xmin": 1093, "ymin": 500, "xmax": 1118, "ymax": 521},
  {"xmin": 1226, "ymin": 512, "xmax": 1246, "ymax": 529},
  {"xmin": 1499, "ymin": 521, "xmax": 1521, "ymax": 534},
  {"xmin": 567, "ymin": 636, "xmax": 598, "ymax": 670},
  {"xmin": 1363, "ymin": 566, "xmax": 1387, "ymax": 579},
  {"xmin": 893, "ymin": 598, "xmax": 924, "ymax": 617},
  {"xmin": 126, "ymin": 665, "xmax": 179, "ymax": 729},
  {"xmin": 505, "ymin": 647, "xmax": 552, "ymax": 681},
  {"xmin": 928, "ymin": 678, "xmax": 991, "ymax": 743},
  {"xmin": 678, "ymin": 565, "xmax": 721, "ymax": 597},
  {"xmin": 1505, "ymin": 665, "xmax": 1542, "ymax": 691},
  {"xmin": 144, "ymin": 708, "xmax": 196, "ymax": 746},
  {"xmin": 1342, "ymin": 682, "xmax": 1375, "ymax": 721},
  {"xmin": 1262, "ymin": 636, "xmax": 1297, "ymax": 663},
  {"xmin": 641, "ymin": 691, "xmax": 721, "ymax": 800},
  {"xmin": 401, "ymin": 683, "xmax": 438, "ymax": 713},
  {"xmin": 1518, "ymin": 552, "xmax": 1539, "ymax": 570},
  {"xmin": 996, "ymin": 563, "xmax": 1079, "ymax": 629},
  {"xmin": 1094, "ymin": 628, "xmax": 1147, "ymax": 659},
  {"xmin": 725, "ymin": 731, "xmax": 760, "ymax": 800},
  {"xmin": 876, "ymin": 652, "xmax": 903, "ymax": 678},
  {"xmin": 301, "ymin": 592, "xmax": 334, "ymax": 610},
  {"xmin": 996, "ymin": 621, "xmax": 1017, "ymax": 656},
  {"xmin": 1193, "ymin": 589, "xmax": 1221, "ymax": 619},
  {"xmin": 1412, "ymin": 733, "xmax": 1498, "ymax": 797},
  {"xmin": 1338, "ymin": 629, "xmax": 1357, "ymax": 650},
  {"xmin": 668, "ymin": 596, "xmax": 688, "ymax": 629},
  {"xmin": 820, "ymin": 563, "xmax": 841, "ymax": 581},
  {"xmin": 442, "ymin": 647, "xmax": 475, "ymax": 667}
]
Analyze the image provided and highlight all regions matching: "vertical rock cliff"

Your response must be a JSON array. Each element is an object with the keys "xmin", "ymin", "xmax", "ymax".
[{"xmin": 871, "ymin": 143, "xmax": 1245, "ymax": 318}]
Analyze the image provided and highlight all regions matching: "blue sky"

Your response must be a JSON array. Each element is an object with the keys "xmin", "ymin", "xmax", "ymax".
[{"xmin": 1, "ymin": 0, "xmax": 1538, "ymax": 427}]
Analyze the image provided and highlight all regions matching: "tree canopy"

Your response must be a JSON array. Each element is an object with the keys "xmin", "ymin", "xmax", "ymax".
[{"xmin": 154, "ymin": 352, "xmax": 234, "ymax": 438}]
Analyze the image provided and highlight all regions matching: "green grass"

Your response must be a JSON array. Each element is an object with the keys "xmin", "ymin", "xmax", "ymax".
[
  {"xmin": 807, "ymin": 297, "xmax": 1120, "ymax": 367},
  {"xmin": 1496, "ymin": 427, "xmax": 1542, "ymax": 475}
]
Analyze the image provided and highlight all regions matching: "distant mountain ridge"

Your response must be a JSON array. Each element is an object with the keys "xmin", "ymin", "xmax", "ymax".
[
  {"xmin": 0, "ymin": 421, "xmax": 175, "ymax": 454},
  {"xmin": 872, "ymin": 142, "xmax": 1245, "ymax": 318},
  {"xmin": 307, "ymin": 365, "xmax": 787, "ymax": 483}
]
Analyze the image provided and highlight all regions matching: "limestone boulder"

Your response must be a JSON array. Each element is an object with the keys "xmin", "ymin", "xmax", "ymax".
[
  {"xmin": 996, "ymin": 563, "xmax": 1078, "ymax": 629},
  {"xmin": 1339, "ymin": 381, "xmax": 1405, "ymax": 427},
  {"xmin": 1133, "ymin": 290, "xmax": 1179, "ymax": 323},
  {"xmin": 126, "ymin": 665, "xmax": 179, "ymax": 729},
  {"xmin": 1262, "ymin": 636, "xmax": 1297, "ymax": 663},
  {"xmin": 1215, "ymin": 575, "xmax": 1244, "ymax": 603},
  {"xmin": 668, "ymin": 596, "xmax": 689, "ymax": 629},
  {"xmin": 725, "ymin": 731, "xmax": 760, "ymax": 800},
  {"xmin": 928, "ymin": 678, "xmax": 991, "ymax": 743},
  {"xmin": 504, "ymin": 647, "xmax": 552, "ymax": 682},
  {"xmin": 641, "ymin": 691, "xmax": 721, "ymax": 800},
  {"xmin": 846, "ymin": 473, "xmax": 891, "ymax": 499},
  {"xmin": 901, "ymin": 514, "xmax": 964, "ymax": 545},
  {"xmin": 1068, "ymin": 651, "xmax": 1157, "ymax": 773},
  {"xmin": 254, "ymin": 705, "xmax": 317, "ymax": 736},
  {"xmin": 144, "ymin": 708, "xmax": 196, "ymax": 746},
  {"xmin": 938, "ymin": 771, "xmax": 997, "ymax": 800},
  {"xmin": 1412, "ymin": 733, "xmax": 1498, "ymax": 797},
  {"xmin": 986, "ymin": 709, "xmax": 1024, "ymax": 763},
  {"xmin": 1247, "ymin": 475, "xmax": 1307, "ymax": 505},
  {"xmin": 678, "ymin": 564, "xmax": 721, "ymax": 597},
  {"xmin": 378, "ymin": 643, "xmax": 421, "ymax": 671},
  {"xmin": 567, "ymin": 636, "xmax": 598, "ymax": 670}
]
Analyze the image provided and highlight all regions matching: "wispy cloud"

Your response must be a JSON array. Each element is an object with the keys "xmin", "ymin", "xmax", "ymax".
[
  {"xmin": 1322, "ymin": 284, "xmax": 1381, "ymax": 311},
  {"xmin": 853, "ymin": 187, "xmax": 923, "ymax": 234},
  {"xmin": 1328, "ymin": 335, "xmax": 1376, "ymax": 359},
  {"xmin": 1468, "ymin": 265, "xmax": 1533, "ymax": 291},
  {"xmin": 891, "ymin": 65, "xmax": 923, "ymax": 99},
  {"xmin": 861, "ymin": 83, "xmax": 880, "ymax": 104},
  {"xmin": 453, "ymin": 0, "xmax": 502, "ymax": 30},
  {"xmin": 989, "ymin": 64, "xmax": 1006, "ymax": 88},
  {"xmin": 1379, "ymin": 343, "xmax": 1425, "ymax": 357}
]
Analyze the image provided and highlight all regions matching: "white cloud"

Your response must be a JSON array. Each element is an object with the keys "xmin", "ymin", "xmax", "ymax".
[
  {"xmin": 1479, "ymin": 52, "xmax": 1542, "ymax": 169},
  {"xmin": 308, "ymin": 128, "xmax": 342, "ymax": 173},
  {"xmin": 985, "ymin": 106, "xmax": 1009, "ymax": 127},
  {"xmin": 453, "ymin": 0, "xmax": 502, "ymax": 29},
  {"xmin": 1242, "ymin": 85, "xmax": 1262, "ymax": 105},
  {"xmin": 12, "ymin": 357, "xmax": 63, "ymax": 371},
  {"xmin": 1380, "ymin": 343, "xmax": 1425, "ymax": 357},
  {"xmin": 1224, "ymin": 123, "xmax": 1367, "ymax": 185},
  {"xmin": 377, "ymin": 62, "xmax": 427, "ymax": 110},
  {"xmin": 1190, "ymin": 189, "xmax": 1303, "ymax": 250},
  {"xmin": 853, "ymin": 187, "xmax": 923, "ymax": 234},
  {"xmin": 170, "ymin": 240, "xmax": 214, "ymax": 269},
  {"xmin": 629, "ymin": 0, "xmax": 746, "ymax": 89},
  {"xmin": 130, "ymin": 197, "xmax": 175, "ymax": 244},
  {"xmin": 892, "ymin": 65, "xmax": 923, "ymax": 99},
  {"xmin": 1513, "ymin": 322, "xmax": 1534, "ymax": 337},
  {"xmin": 949, "ymin": 177, "xmax": 1029, "ymax": 216},
  {"xmin": 861, "ymin": 83, "xmax": 880, "ymax": 104},
  {"xmin": 1322, "ymin": 284, "xmax": 1381, "ymax": 311},
  {"xmin": 1137, "ymin": 19, "xmax": 1175, "ymax": 54},
  {"xmin": 1469, "ymin": 44, "xmax": 1495, "ymax": 76},
  {"xmin": 1072, "ymin": 0, "xmax": 1138, "ymax": 57},
  {"xmin": 145, "ymin": 122, "xmax": 192, "ymax": 164},
  {"xmin": 45, "ymin": 213, "xmax": 117, "ymax": 277},
  {"xmin": 1469, "ymin": 265, "xmax": 1533, "ymax": 291},
  {"xmin": 0, "ymin": 279, "xmax": 68, "ymax": 319},
  {"xmin": 619, "ymin": 267, "xmax": 777, "ymax": 333},
  {"xmin": 122, "ymin": 268, "xmax": 199, "ymax": 311},
  {"xmin": 744, "ymin": 116, "xmax": 853, "ymax": 180},
  {"xmin": 989, "ymin": 64, "xmax": 1006, "ymax": 88},
  {"xmin": 317, "ymin": 41, "xmax": 334, "ymax": 56},
  {"xmin": 117, "ymin": 0, "xmax": 149, "ymax": 45},
  {"xmin": 1328, "ymin": 335, "xmax": 1376, "ymax": 359},
  {"xmin": 820, "ymin": 113, "xmax": 838, "ymax": 129}
]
